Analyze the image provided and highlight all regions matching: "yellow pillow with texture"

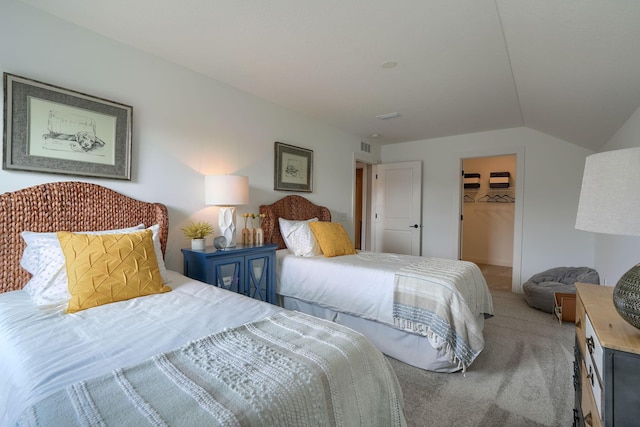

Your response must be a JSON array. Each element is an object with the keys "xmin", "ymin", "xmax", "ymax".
[
  {"xmin": 57, "ymin": 229, "xmax": 171, "ymax": 313},
  {"xmin": 308, "ymin": 222, "xmax": 357, "ymax": 257}
]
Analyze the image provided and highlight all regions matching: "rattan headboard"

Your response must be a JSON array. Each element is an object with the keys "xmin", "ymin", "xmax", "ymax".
[
  {"xmin": 0, "ymin": 181, "xmax": 169, "ymax": 293},
  {"xmin": 259, "ymin": 195, "xmax": 331, "ymax": 249}
]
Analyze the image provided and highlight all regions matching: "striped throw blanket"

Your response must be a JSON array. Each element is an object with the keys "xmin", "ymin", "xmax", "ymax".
[
  {"xmin": 393, "ymin": 258, "xmax": 493, "ymax": 372},
  {"xmin": 18, "ymin": 311, "xmax": 406, "ymax": 427}
]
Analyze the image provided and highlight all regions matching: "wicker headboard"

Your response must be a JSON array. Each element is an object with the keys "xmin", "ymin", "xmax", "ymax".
[
  {"xmin": 0, "ymin": 181, "xmax": 169, "ymax": 293},
  {"xmin": 259, "ymin": 195, "xmax": 331, "ymax": 249}
]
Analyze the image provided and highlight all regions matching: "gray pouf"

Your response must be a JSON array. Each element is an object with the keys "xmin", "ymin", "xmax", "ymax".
[{"xmin": 522, "ymin": 267, "xmax": 600, "ymax": 313}]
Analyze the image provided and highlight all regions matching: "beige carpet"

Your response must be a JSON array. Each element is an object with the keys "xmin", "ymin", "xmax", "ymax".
[
  {"xmin": 388, "ymin": 290, "xmax": 575, "ymax": 427},
  {"xmin": 476, "ymin": 263, "xmax": 513, "ymax": 292}
]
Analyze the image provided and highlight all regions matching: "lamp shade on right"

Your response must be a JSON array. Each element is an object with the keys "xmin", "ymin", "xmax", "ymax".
[
  {"xmin": 575, "ymin": 147, "xmax": 640, "ymax": 329},
  {"xmin": 575, "ymin": 147, "xmax": 640, "ymax": 236}
]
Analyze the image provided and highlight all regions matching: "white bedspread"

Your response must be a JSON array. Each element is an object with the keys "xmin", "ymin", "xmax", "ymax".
[
  {"xmin": 277, "ymin": 250, "xmax": 493, "ymax": 370},
  {"xmin": 17, "ymin": 311, "xmax": 406, "ymax": 427},
  {"xmin": 277, "ymin": 250, "xmax": 407, "ymax": 323},
  {"xmin": 277, "ymin": 250, "xmax": 493, "ymax": 327},
  {"xmin": 0, "ymin": 270, "xmax": 281, "ymax": 426}
]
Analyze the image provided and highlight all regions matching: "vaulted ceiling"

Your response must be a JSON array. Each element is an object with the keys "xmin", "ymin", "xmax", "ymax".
[{"xmin": 20, "ymin": 0, "xmax": 640, "ymax": 150}]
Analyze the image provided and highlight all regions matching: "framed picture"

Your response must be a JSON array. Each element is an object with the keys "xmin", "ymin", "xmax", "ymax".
[
  {"xmin": 3, "ymin": 73, "xmax": 132, "ymax": 180},
  {"xmin": 274, "ymin": 142, "xmax": 313, "ymax": 192}
]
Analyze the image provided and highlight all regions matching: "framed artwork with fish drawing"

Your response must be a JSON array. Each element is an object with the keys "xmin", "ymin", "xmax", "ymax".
[
  {"xmin": 274, "ymin": 141, "xmax": 313, "ymax": 192},
  {"xmin": 3, "ymin": 73, "xmax": 132, "ymax": 180}
]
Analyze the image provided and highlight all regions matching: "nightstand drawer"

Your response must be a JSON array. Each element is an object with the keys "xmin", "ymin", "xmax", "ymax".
[
  {"xmin": 583, "ymin": 342, "xmax": 602, "ymax": 420},
  {"xmin": 580, "ymin": 359, "xmax": 602, "ymax": 427},
  {"xmin": 576, "ymin": 292, "xmax": 586, "ymax": 353},
  {"xmin": 585, "ymin": 314, "xmax": 603, "ymax": 379}
]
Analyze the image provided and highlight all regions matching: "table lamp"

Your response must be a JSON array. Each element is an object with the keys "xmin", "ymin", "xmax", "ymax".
[
  {"xmin": 575, "ymin": 147, "xmax": 640, "ymax": 328},
  {"xmin": 205, "ymin": 175, "xmax": 249, "ymax": 248}
]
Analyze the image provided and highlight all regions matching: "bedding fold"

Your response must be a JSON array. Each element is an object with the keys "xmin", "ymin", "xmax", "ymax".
[
  {"xmin": 17, "ymin": 311, "xmax": 406, "ymax": 427},
  {"xmin": 392, "ymin": 258, "xmax": 493, "ymax": 372}
]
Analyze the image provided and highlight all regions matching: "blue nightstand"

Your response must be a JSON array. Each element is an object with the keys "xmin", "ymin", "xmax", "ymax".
[{"xmin": 181, "ymin": 243, "xmax": 279, "ymax": 304}]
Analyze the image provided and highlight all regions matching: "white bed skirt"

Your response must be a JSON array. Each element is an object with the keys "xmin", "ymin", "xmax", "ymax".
[{"xmin": 282, "ymin": 296, "xmax": 485, "ymax": 373}]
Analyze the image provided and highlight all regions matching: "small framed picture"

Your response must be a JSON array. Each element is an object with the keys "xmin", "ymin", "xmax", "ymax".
[
  {"xmin": 274, "ymin": 141, "xmax": 313, "ymax": 192},
  {"xmin": 3, "ymin": 73, "xmax": 132, "ymax": 180}
]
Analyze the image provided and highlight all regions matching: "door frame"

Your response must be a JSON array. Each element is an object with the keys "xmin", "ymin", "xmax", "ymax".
[
  {"xmin": 455, "ymin": 146, "xmax": 525, "ymax": 293},
  {"xmin": 352, "ymin": 153, "xmax": 375, "ymax": 251}
]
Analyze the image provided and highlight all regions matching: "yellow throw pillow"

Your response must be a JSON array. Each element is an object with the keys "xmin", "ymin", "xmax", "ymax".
[
  {"xmin": 308, "ymin": 222, "xmax": 357, "ymax": 257},
  {"xmin": 57, "ymin": 229, "xmax": 171, "ymax": 313}
]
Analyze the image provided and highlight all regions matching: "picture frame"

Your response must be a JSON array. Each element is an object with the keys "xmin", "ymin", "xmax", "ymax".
[
  {"xmin": 274, "ymin": 141, "xmax": 313, "ymax": 192},
  {"xmin": 3, "ymin": 73, "xmax": 132, "ymax": 180}
]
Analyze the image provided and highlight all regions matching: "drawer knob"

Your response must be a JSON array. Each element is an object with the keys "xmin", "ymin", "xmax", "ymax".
[
  {"xmin": 584, "ymin": 411, "xmax": 593, "ymax": 426},
  {"xmin": 575, "ymin": 318, "xmax": 581, "ymax": 328},
  {"xmin": 587, "ymin": 365, "xmax": 595, "ymax": 387},
  {"xmin": 586, "ymin": 336, "xmax": 595, "ymax": 354}
]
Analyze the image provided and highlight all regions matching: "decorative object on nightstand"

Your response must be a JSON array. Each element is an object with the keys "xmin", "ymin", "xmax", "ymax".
[
  {"xmin": 242, "ymin": 213, "xmax": 254, "ymax": 245},
  {"xmin": 575, "ymin": 147, "xmax": 640, "ymax": 329},
  {"xmin": 181, "ymin": 243, "xmax": 279, "ymax": 304},
  {"xmin": 242, "ymin": 214, "xmax": 249, "ymax": 244},
  {"xmin": 213, "ymin": 236, "xmax": 227, "ymax": 250},
  {"xmin": 255, "ymin": 213, "xmax": 265, "ymax": 245},
  {"xmin": 181, "ymin": 221, "xmax": 214, "ymax": 251},
  {"xmin": 205, "ymin": 175, "xmax": 249, "ymax": 248}
]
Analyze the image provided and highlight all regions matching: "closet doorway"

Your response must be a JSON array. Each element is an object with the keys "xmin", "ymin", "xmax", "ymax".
[{"xmin": 460, "ymin": 155, "xmax": 516, "ymax": 292}]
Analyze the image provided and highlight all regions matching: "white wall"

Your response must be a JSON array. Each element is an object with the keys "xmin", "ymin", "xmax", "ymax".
[
  {"xmin": 381, "ymin": 127, "xmax": 595, "ymax": 289},
  {"xmin": 1, "ymin": 0, "xmax": 612, "ymax": 291},
  {"xmin": 0, "ymin": 0, "xmax": 379, "ymax": 272},
  {"xmin": 597, "ymin": 106, "xmax": 640, "ymax": 286}
]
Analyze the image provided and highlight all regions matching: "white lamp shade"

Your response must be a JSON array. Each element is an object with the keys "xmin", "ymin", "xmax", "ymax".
[
  {"xmin": 205, "ymin": 175, "xmax": 248, "ymax": 248},
  {"xmin": 205, "ymin": 175, "xmax": 249, "ymax": 206},
  {"xmin": 575, "ymin": 147, "xmax": 640, "ymax": 236}
]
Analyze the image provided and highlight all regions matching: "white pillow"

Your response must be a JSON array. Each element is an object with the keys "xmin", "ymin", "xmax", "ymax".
[
  {"xmin": 20, "ymin": 224, "xmax": 169, "ymax": 306},
  {"xmin": 147, "ymin": 224, "xmax": 169, "ymax": 285},
  {"xmin": 278, "ymin": 217, "xmax": 322, "ymax": 257}
]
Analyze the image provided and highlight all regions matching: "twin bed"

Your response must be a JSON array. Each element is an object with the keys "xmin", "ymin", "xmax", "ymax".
[
  {"xmin": 260, "ymin": 195, "xmax": 494, "ymax": 373},
  {"xmin": 1, "ymin": 182, "xmax": 493, "ymax": 425},
  {"xmin": 0, "ymin": 182, "xmax": 405, "ymax": 426}
]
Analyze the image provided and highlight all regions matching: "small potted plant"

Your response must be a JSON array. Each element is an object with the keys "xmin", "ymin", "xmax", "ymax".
[{"xmin": 181, "ymin": 221, "xmax": 214, "ymax": 250}]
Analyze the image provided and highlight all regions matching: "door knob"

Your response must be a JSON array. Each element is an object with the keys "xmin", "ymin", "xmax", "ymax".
[{"xmin": 409, "ymin": 224, "xmax": 419, "ymax": 228}]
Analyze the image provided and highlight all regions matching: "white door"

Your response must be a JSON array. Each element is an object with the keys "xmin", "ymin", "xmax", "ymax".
[{"xmin": 373, "ymin": 161, "xmax": 422, "ymax": 255}]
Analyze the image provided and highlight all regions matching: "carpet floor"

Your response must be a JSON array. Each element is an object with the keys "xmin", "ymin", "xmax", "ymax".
[{"xmin": 388, "ymin": 290, "xmax": 575, "ymax": 427}]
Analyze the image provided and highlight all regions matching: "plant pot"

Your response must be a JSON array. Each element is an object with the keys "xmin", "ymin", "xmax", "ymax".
[{"xmin": 191, "ymin": 238, "xmax": 205, "ymax": 250}]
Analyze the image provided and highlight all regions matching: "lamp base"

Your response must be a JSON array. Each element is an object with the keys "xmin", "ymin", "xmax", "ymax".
[
  {"xmin": 613, "ymin": 263, "xmax": 640, "ymax": 329},
  {"xmin": 218, "ymin": 206, "xmax": 237, "ymax": 248}
]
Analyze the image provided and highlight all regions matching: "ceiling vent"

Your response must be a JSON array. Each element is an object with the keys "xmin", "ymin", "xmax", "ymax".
[{"xmin": 376, "ymin": 112, "xmax": 399, "ymax": 120}]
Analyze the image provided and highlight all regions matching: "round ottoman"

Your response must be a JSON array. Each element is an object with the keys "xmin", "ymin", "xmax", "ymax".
[{"xmin": 522, "ymin": 266, "xmax": 600, "ymax": 313}]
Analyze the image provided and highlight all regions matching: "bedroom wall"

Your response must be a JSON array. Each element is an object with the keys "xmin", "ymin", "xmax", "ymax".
[
  {"xmin": 0, "ymin": 0, "xmax": 378, "ymax": 272},
  {"xmin": 596, "ymin": 106, "xmax": 640, "ymax": 286},
  {"xmin": 0, "ymin": 0, "xmax": 611, "ymax": 292},
  {"xmin": 381, "ymin": 127, "xmax": 595, "ymax": 289}
]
